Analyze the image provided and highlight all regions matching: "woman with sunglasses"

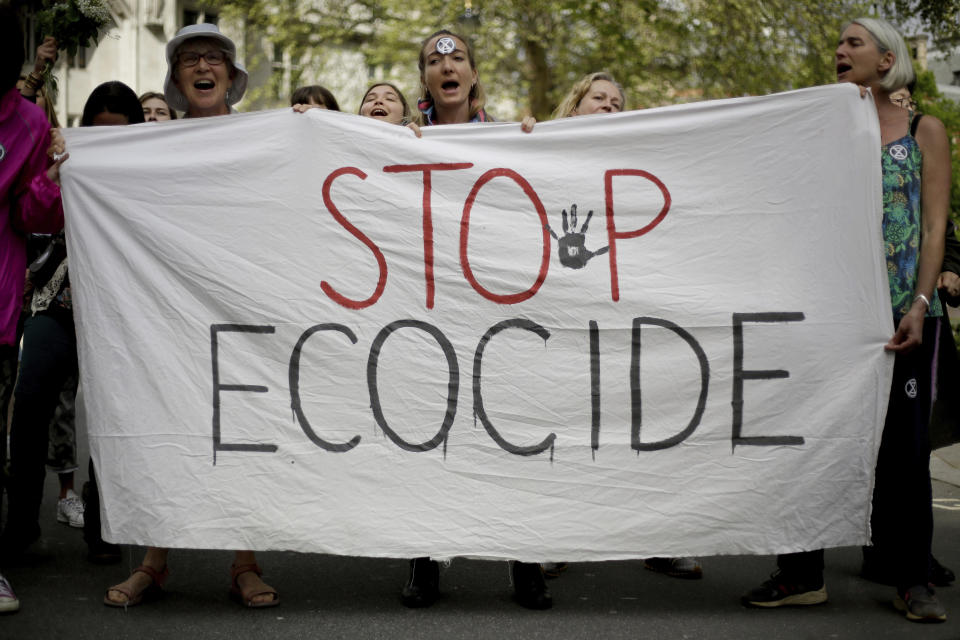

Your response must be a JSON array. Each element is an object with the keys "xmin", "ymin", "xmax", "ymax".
[{"xmin": 103, "ymin": 24, "xmax": 278, "ymax": 609}]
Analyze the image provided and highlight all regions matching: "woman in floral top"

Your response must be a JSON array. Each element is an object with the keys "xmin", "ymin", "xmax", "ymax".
[{"xmin": 743, "ymin": 17, "xmax": 951, "ymax": 623}]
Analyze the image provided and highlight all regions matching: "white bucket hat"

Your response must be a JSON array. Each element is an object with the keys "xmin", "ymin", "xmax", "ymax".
[{"xmin": 163, "ymin": 23, "xmax": 249, "ymax": 112}]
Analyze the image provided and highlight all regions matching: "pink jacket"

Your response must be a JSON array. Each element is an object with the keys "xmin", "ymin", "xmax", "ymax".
[{"xmin": 0, "ymin": 87, "xmax": 63, "ymax": 346}]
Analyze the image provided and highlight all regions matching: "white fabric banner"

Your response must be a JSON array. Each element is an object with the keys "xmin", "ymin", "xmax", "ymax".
[{"xmin": 61, "ymin": 84, "xmax": 893, "ymax": 560}]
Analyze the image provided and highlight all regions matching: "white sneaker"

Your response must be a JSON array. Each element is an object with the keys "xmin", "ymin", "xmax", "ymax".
[
  {"xmin": 0, "ymin": 573, "xmax": 19, "ymax": 613},
  {"xmin": 56, "ymin": 489, "xmax": 85, "ymax": 528}
]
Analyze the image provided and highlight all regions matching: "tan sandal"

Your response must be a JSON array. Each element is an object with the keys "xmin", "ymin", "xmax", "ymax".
[
  {"xmin": 103, "ymin": 565, "xmax": 168, "ymax": 607},
  {"xmin": 229, "ymin": 563, "xmax": 279, "ymax": 608}
]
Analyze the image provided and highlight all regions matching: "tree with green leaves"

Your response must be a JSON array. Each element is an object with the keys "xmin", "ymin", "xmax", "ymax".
[
  {"xmin": 884, "ymin": 0, "xmax": 960, "ymax": 46},
  {"xmin": 212, "ymin": 0, "xmax": 694, "ymax": 119},
  {"xmin": 680, "ymin": 0, "xmax": 881, "ymax": 98},
  {"xmin": 212, "ymin": 0, "xmax": 892, "ymax": 118}
]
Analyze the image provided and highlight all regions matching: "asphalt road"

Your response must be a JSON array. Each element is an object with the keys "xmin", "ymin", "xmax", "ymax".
[{"xmin": 2, "ymin": 471, "xmax": 959, "ymax": 639}]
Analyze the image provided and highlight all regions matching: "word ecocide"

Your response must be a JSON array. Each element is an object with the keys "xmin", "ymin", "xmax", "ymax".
[{"xmin": 211, "ymin": 312, "xmax": 805, "ymax": 464}]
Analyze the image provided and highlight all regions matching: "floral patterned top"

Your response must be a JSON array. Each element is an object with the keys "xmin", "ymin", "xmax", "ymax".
[{"xmin": 880, "ymin": 113, "xmax": 942, "ymax": 320}]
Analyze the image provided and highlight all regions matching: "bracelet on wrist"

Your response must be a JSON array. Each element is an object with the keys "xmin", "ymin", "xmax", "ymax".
[
  {"xmin": 914, "ymin": 293, "xmax": 930, "ymax": 310},
  {"xmin": 23, "ymin": 73, "xmax": 42, "ymax": 90}
]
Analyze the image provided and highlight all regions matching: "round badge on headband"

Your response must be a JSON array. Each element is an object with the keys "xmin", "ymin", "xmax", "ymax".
[{"xmin": 436, "ymin": 37, "xmax": 456, "ymax": 55}]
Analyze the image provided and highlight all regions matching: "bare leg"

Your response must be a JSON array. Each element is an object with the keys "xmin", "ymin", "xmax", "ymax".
[
  {"xmin": 105, "ymin": 547, "xmax": 169, "ymax": 605},
  {"xmin": 232, "ymin": 550, "xmax": 277, "ymax": 606},
  {"xmin": 57, "ymin": 471, "xmax": 73, "ymax": 499}
]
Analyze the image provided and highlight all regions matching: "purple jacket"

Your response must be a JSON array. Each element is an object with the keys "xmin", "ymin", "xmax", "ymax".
[{"xmin": 0, "ymin": 87, "xmax": 63, "ymax": 346}]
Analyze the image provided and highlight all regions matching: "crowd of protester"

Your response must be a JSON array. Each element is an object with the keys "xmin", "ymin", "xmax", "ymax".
[{"xmin": 0, "ymin": 10, "xmax": 958, "ymax": 623}]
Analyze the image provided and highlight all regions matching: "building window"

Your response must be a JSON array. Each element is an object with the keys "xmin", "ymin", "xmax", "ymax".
[
  {"xmin": 953, "ymin": 70, "xmax": 960, "ymax": 86},
  {"xmin": 25, "ymin": 14, "xmax": 41, "ymax": 64},
  {"xmin": 68, "ymin": 47, "xmax": 88, "ymax": 69},
  {"xmin": 182, "ymin": 8, "xmax": 219, "ymax": 26}
]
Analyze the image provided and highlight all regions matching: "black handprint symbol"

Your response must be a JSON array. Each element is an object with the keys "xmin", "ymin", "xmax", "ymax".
[{"xmin": 545, "ymin": 204, "xmax": 609, "ymax": 269}]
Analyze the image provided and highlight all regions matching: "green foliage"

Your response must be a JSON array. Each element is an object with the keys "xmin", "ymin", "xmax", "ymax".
[
  {"xmin": 882, "ymin": 0, "xmax": 960, "ymax": 46},
  {"xmin": 680, "ymin": 0, "xmax": 873, "ymax": 99},
  {"xmin": 36, "ymin": 0, "xmax": 111, "ymax": 58},
  {"xmin": 212, "ymin": 0, "xmax": 691, "ymax": 119},
  {"xmin": 210, "ymin": 0, "xmax": 957, "ymax": 121}
]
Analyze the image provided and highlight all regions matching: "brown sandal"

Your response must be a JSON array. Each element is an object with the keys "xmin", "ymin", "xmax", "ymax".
[
  {"xmin": 229, "ymin": 563, "xmax": 279, "ymax": 608},
  {"xmin": 103, "ymin": 565, "xmax": 169, "ymax": 607}
]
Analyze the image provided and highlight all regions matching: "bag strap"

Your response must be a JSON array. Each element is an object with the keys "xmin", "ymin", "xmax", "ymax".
[{"xmin": 910, "ymin": 111, "xmax": 923, "ymax": 137}]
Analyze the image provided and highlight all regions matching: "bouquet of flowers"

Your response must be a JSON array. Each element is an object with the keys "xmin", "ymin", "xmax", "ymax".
[{"xmin": 36, "ymin": 0, "xmax": 112, "ymax": 94}]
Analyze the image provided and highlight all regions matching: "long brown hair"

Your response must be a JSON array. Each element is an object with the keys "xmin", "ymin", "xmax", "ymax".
[
  {"xmin": 358, "ymin": 82, "xmax": 411, "ymax": 123},
  {"xmin": 417, "ymin": 29, "xmax": 486, "ymax": 124},
  {"xmin": 18, "ymin": 76, "xmax": 62, "ymax": 128}
]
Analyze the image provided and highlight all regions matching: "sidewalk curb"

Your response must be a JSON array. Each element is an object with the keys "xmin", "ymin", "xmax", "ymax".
[{"xmin": 932, "ymin": 443, "xmax": 960, "ymax": 488}]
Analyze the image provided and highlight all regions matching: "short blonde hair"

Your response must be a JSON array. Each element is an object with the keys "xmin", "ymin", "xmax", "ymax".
[
  {"xmin": 552, "ymin": 72, "xmax": 626, "ymax": 119},
  {"xmin": 847, "ymin": 17, "xmax": 915, "ymax": 92}
]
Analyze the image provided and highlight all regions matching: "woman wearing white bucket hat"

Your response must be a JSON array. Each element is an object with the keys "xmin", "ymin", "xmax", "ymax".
[
  {"xmin": 104, "ymin": 24, "xmax": 278, "ymax": 609},
  {"xmin": 163, "ymin": 23, "xmax": 249, "ymax": 118}
]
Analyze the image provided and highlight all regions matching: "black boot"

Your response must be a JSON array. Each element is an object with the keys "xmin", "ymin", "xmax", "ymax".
[
  {"xmin": 930, "ymin": 555, "xmax": 955, "ymax": 587},
  {"xmin": 512, "ymin": 561, "xmax": 552, "ymax": 610},
  {"xmin": 82, "ymin": 463, "xmax": 120, "ymax": 564},
  {"xmin": 401, "ymin": 557, "xmax": 440, "ymax": 607}
]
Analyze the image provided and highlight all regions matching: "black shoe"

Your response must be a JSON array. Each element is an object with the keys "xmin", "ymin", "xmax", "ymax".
[
  {"xmin": 930, "ymin": 556, "xmax": 955, "ymax": 588},
  {"xmin": 401, "ymin": 557, "xmax": 439, "ymax": 608},
  {"xmin": 512, "ymin": 561, "xmax": 552, "ymax": 610},
  {"xmin": 741, "ymin": 570, "xmax": 827, "ymax": 607},
  {"xmin": 895, "ymin": 584, "xmax": 947, "ymax": 622},
  {"xmin": 644, "ymin": 556, "xmax": 703, "ymax": 579}
]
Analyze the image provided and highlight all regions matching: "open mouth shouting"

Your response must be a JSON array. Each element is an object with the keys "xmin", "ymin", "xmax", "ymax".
[
  {"xmin": 370, "ymin": 107, "xmax": 388, "ymax": 117},
  {"xmin": 836, "ymin": 62, "xmax": 852, "ymax": 79}
]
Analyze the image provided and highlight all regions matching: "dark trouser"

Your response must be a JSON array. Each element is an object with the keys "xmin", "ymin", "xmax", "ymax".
[
  {"xmin": 1, "ymin": 343, "xmax": 19, "ymax": 533},
  {"xmin": 776, "ymin": 318, "xmax": 938, "ymax": 590},
  {"xmin": 777, "ymin": 549, "xmax": 825, "ymax": 584},
  {"xmin": 869, "ymin": 318, "xmax": 938, "ymax": 590},
  {"xmin": 3, "ymin": 313, "xmax": 77, "ymax": 540},
  {"xmin": 82, "ymin": 458, "xmax": 102, "ymax": 549}
]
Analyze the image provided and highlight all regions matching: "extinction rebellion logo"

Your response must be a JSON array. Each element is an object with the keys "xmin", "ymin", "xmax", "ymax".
[
  {"xmin": 905, "ymin": 377, "xmax": 918, "ymax": 399},
  {"xmin": 889, "ymin": 144, "xmax": 908, "ymax": 161}
]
